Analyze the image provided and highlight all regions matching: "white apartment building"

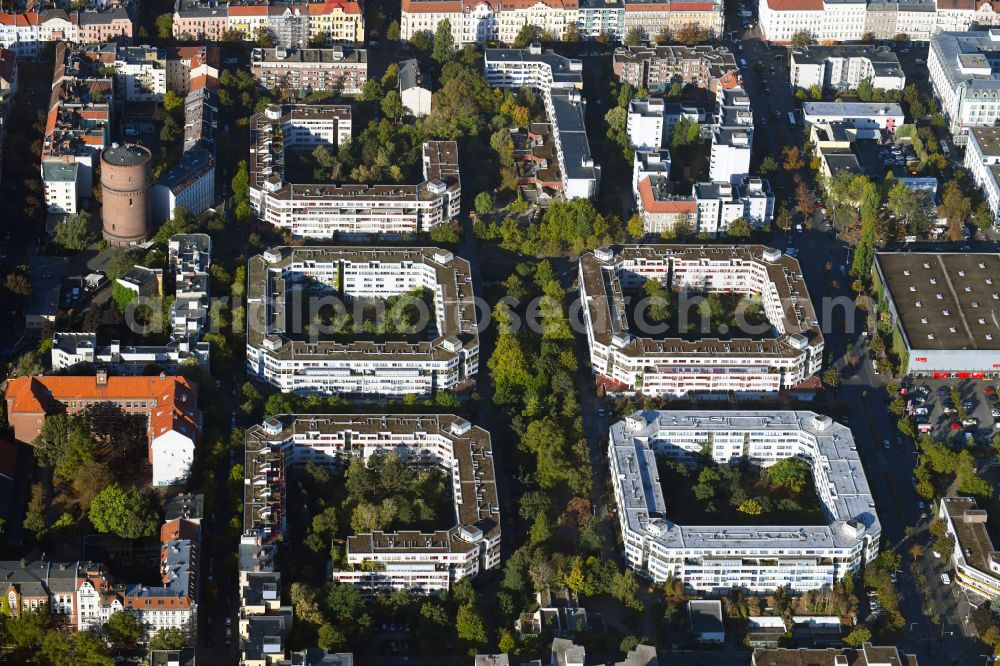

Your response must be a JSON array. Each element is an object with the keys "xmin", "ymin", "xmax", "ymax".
[
  {"xmin": 695, "ymin": 178, "xmax": 774, "ymax": 234},
  {"xmin": 246, "ymin": 246, "xmax": 479, "ymax": 397},
  {"xmin": 579, "ymin": 245, "xmax": 823, "ymax": 396},
  {"xmin": 801, "ymin": 101, "xmax": 904, "ymax": 131},
  {"xmin": 929, "ymin": 29, "xmax": 1000, "ymax": 144},
  {"xmin": 399, "ymin": 0, "xmax": 722, "ymax": 46},
  {"xmin": 124, "ymin": 585, "xmax": 196, "ymax": 636},
  {"xmin": 51, "ymin": 332, "xmax": 210, "ymax": 373},
  {"xmin": 938, "ymin": 496, "xmax": 1000, "ymax": 600},
  {"xmin": 152, "ymin": 148, "xmax": 214, "ymax": 223},
  {"xmin": 789, "ymin": 45, "xmax": 906, "ymax": 91},
  {"xmin": 243, "ymin": 414, "xmax": 501, "ymax": 594},
  {"xmin": 626, "ymin": 97, "xmax": 703, "ymax": 151},
  {"xmin": 964, "ymin": 126, "xmax": 1000, "ymax": 224},
  {"xmin": 760, "ymin": 0, "xmax": 1000, "ymax": 44},
  {"xmin": 610, "ymin": 411, "xmax": 881, "ymax": 594},
  {"xmin": 249, "ymin": 105, "xmax": 461, "ymax": 236},
  {"xmin": 633, "ymin": 148, "xmax": 671, "ymax": 195},
  {"xmin": 484, "ymin": 46, "xmax": 599, "ymax": 200},
  {"xmin": 169, "ymin": 233, "xmax": 211, "ymax": 341},
  {"xmin": 250, "ymin": 46, "xmax": 368, "ymax": 95},
  {"xmin": 709, "ymin": 86, "xmax": 754, "ymax": 184},
  {"xmin": 114, "ymin": 46, "xmax": 168, "ymax": 102}
]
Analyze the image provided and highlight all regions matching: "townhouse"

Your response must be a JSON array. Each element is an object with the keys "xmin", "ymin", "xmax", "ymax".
[
  {"xmin": 246, "ymin": 246, "xmax": 479, "ymax": 397},
  {"xmin": 579, "ymin": 245, "xmax": 823, "ymax": 396},
  {"xmin": 5, "ymin": 373, "xmax": 202, "ymax": 486},
  {"xmin": 249, "ymin": 105, "xmax": 460, "ymax": 236},
  {"xmin": 399, "ymin": 0, "xmax": 722, "ymax": 45},
  {"xmin": 251, "ymin": 46, "xmax": 367, "ymax": 95},
  {"xmin": 172, "ymin": 0, "xmax": 363, "ymax": 46},
  {"xmin": 610, "ymin": 411, "xmax": 881, "ymax": 593},
  {"xmin": 789, "ymin": 44, "xmax": 906, "ymax": 91},
  {"xmin": 759, "ymin": 0, "xmax": 1000, "ymax": 44},
  {"xmin": 613, "ymin": 43, "xmax": 739, "ymax": 94},
  {"xmin": 0, "ymin": 7, "xmax": 133, "ymax": 60},
  {"xmin": 42, "ymin": 42, "xmax": 114, "ymax": 216},
  {"xmin": 484, "ymin": 45, "xmax": 600, "ymax": 199},
  {"xmin": 243, "ymin": 414, "xmax": 501, "ymax": 594}
]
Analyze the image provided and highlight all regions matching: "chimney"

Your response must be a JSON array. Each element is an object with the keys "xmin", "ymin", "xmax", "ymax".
[{"xmin": 96, "ymin": 368, "xmax": 108, "ymax": 386}]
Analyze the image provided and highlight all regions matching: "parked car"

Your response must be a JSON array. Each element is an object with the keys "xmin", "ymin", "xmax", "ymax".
[
  {"xmin": 914, "ymin": 407, "xmax": 929, "ymax": 416},
  {"xmin": 963, "ymin": 418, "xmax": 978, "ymax": 427},
  {"xmin": 883, "ymin": 440, "xmax": 892, "ymax": 450},
  {"xmin": 936, "ymin": 388, "xmax": 950, "ymax": 398},
  {"xmin": 991, "ymin": 407, "xmax": 1000, "ymax": 417},
  {"xmin": 941, "ymin": 573, "xmax": 951, "ymax": 585},
  {"xmin": 950, "ymin": 422, "xmax": 962, "ymax": 430},
  {"xmin": 984, "ymin": 386, "xmax": 996, "ymax": 395}
]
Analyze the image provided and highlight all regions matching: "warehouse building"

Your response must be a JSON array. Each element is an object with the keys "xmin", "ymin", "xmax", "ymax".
[{"xmin": 873, "ymin": 252, "xmax": 1000, "ymax": 377}]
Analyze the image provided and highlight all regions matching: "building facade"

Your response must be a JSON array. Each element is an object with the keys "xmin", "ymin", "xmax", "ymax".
[
  {"xmin": 789, "ymin": 44, "xmax": 906, "ymax": 91},
  {"xmin": 579, "ymin": 245, "xmax": 823, "ymax": 396},
  {"xmin": 964, "ymin": 126, "xmax": 1000, "ymax": 223},
  {"xmin": 929, "ymin": 29, "xmax": 1000, "ymax": 144},
  {"xmin": 172, "ymin": 0, "xmax": 363, "ymax": 46},
  {"xmin": 248, "ymin": 105, "xmax": 461, "ymax": 236},
  {"xmin": 613, "ymin": 43, "xmax": 738, "ymax": 94},
  {"xmin": 610, "ymin": 411, "xmax": 881, "ymax": 593},
  {"xmin": 246, "ymin": 246, "xmax": 480, "ymax": 396},
  {"xmin": 5, "ymin": 374, "xmax": 201, "ymax": 486},
  {"xmin": 250, "ymin": 46, "xmax": 367, "ymax": 94},
  {"xmin": 244, "ymin": 414, "xmax": 500, "ymax": 594},
  {"xmin": 484, "ymin": 46, "xmax": 600, "ymax": 199}
]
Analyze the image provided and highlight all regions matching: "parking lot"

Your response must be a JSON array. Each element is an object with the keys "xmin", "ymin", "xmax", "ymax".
[{"xmin": 900, "ymin": 377, "xmax": 1000, "ymax": 445}]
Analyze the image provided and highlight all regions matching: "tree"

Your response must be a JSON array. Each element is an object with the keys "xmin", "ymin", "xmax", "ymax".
[
  {"xmin": 148, "ymin": 627, "xmax": 188, "ymax": 651},
  {"xmin": 790, "ymin": 30, "xmax": 815, "ymax": 47},
  {"xmin": 410, "ymin": 30, "xmax": 432, "ymax": 51},
  {"xmin": 232, "ymin": 159, "xmax": 250, "ymax": 201},
  {"xmin": 89, "ymin": 484, "xmax": 160, "ymax": 539},
  {"xmin": 23, "ymin": 482, "xmax": 47, "ymax": 541},
  {"xmin": 104, "ymin": 611, "xmax": 145, "ymax": 648},
  {"xmin": 513, "ymin": 23, "xmax": 539, "ymax": 48},
  {"xmin": 159, "ymin": 115, "xmax": 182, "ymax": 144},
  {"xmin": 318, "ymin": 624, "xmax": 347, "ymax": 650},
  {"xmin": 456, "ymin": 604, "xmax": 487, "ymax": 646},
  {"xmin": 938, "ymin": 179, "xmax": 972, "ymax": 241},
  {"xmin": 563, "ymin": 22, "xmax": 580, "ymax": 42},
  {"xmin": 627, "ymin": 213, "xmax": 645, "ymax": 238},
  {"xmin": 324, "ymin": 583, "xmax": 364, "ymax": 622},
  {"xmin": 843, "ymin": 626, "xmax": 872, "ymax": 648},
  {"xmin": 765, "ymin": 458, "xmax": 811, "ymax": 493},
  {"xmin": 387, "ymin": 20, "xmax": 401, "ymax": 41},
  {"xmin": 624, "ymin": 27, "xmax": 643, "ymax": 46},
  {"xmin": 669, "ymin": 117, "xmax": 701, "ymax": 148},
  {"xmin": 822, "ymin": 368, "xmax": 840, "ymax": 388},
  {"xmin": 40, "ymin": 630, "xmax": 114, "ymax": 666},
  {"xmin": 726, "ymin": 217, "xmax": 751, "ymax": 239},
  {"xmin": 155, "ymin": 13, "xmax": 173, "ymax": 40},
  {"xmin": 759, "ymin": 155, "xmax": 778, "ymax": 174},
  {"xmin": 610, "ymin": 569, "xmax": 643, "ymax": 610},
  {"xmin": 5, "ymin": 272, "xmax": 31, "ymax": 296},
  {"xmin": 474, "ymin": 191, "xmax": 494, "ymax": 216},
  {"xmin": 782, "ymin": 145, "xmax": 804, "ymax": 171},
  {"xmin": 55, "ymin": 211, "xmax": 96, "ymax": 250},
  {"xmin": 255, "ymin": 27, "xmax": 276, "ymax": 48},
  {"xmin": 738, "ymin": 498, "xmax": 764, "ymax": 515},
  {"xmin": 163, "ymin": 90, "xmax": 183, "ymax": 114},
  {"xmin": 6, "ymin": 608, "xmax": 51, "ymax": 648},
  {"xmin": 380, "ymin": 90, "xmax": 404, "ymax": 119},
  {"xmin": 432, "ymin": 19, "xmax": 455, "ymax": 63},
  {"xmin": 654, "ymin": 26, "xmax": 671, "ymax": 44},
  {"xmin": 498, "ymin": 628, "xmax": 517, "ymax": 654},
  {"xmin": 775, "ymin": 205, "xmax": 793, "ymax": 231}
]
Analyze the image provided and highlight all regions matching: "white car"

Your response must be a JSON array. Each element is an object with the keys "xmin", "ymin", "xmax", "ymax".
[
  {"xmin": 941, "ymin": 573, "xmax": 951, "ymax": 585},
  {"xmin": 914, "ymin": 407, "xmax": 929, "ymax": 416}
]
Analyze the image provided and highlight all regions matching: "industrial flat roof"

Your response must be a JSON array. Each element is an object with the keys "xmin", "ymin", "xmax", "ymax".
[{"xmin": 874, "ymin": 252, "xmax": 1000, "ymax": 351}]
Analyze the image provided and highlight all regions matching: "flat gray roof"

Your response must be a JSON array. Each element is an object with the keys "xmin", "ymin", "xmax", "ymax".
[{"xmin": 874, "ymin": 252, "xmax": 1000, "ymax": 351}]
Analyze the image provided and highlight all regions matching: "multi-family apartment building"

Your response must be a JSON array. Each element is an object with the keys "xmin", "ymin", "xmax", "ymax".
[
  {"xmin": 789, "ymin": 44, "xmax": 906, "ymax": 91},
  {"xmin": 246, "ymin": 246, "xmax": 479, "ymax": 396},
  {"xmin": 0, "ymin": 560, "xmax": 119, "ymax": 630},
  {"xmin": 172, "ymin": 0, "xmax": 363, "ymax": 46},
  {"xmin": 751, "ymin": 644, "xmax": 919, "ymax": 666},
  {"xmin": 0, "ymin": 8, "xmax": 133, "ymax": 60},
  {"xmin": 710, "ymin": 85, "xmax": 753, "ymax": 183},
  {"xmin": 626, "ymin": 97, "xmax": 704, "ymax": 150},
  {"xmin": 114, "ymin": 45, "xmax": 166, "ymax": 101},
  {"xmin": 484, "ymin": 45, "xmax": 600, "ymax": 199},
  {"xmin": 244, "ymin": 414, "xmax": 501, "ymax": 594},
  {"xmin": 579, "ymin": 245, "xmax": 823, "ymax": 396},
  {"xmin": 964, "ymin": 126, "xmax": 1000, "ymax": 223},
  {"xmin": 610, "ymin": 411, "xmax": 881, "ymax": 593},
  {"xmin": 938, "ymin": 496, "xmax": 1000, "ymax": 600},
  {"xmin": 5, "ymin": 373, "xmax": 202, "ymax": 486},
  {"xmin": 42, "ymin": 42, "xmax": 114, "ymax": 215},
  {"xmin": 399, "ymin": 0, "xmax": 722, "ymax": 46},
  {"xmin": 800, "ymin": 101, "xmax": 904, "ymax": 131},
  {"xmin": 152, "ymin": 148, "xmax": 215, "ymax": 223},
  {"xmin": 248, "ymin": 105, "xmax": 461, "ymax": 236},
  {"xmin": 613, "ymin": 44, "xmax": 738, "ymax": 94},
  {"xmin": 929, "ymin": 29, "xmax": 1000, "ymax": 144},
  {"xmin": 251, "ymin": 46, "xmax": 367, "ymax": 94},
  {"xmin": 169, "ymin": 233, "xmax": 212, "ymax": 341},
  {"xmin": 51, "ymin": 332, "xmax": 210, "ymax": 373},
  {"xmin": 759, "ymin": 0, "xmax": 1000, "ymax": 44},
  {"xmin": 634, "ymin": 170, "xmax": 774, "ymax": 234}
]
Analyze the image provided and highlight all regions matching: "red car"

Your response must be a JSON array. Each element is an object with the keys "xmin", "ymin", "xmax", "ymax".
[
  {"xmin": 984, "ymin": 386, "xmax": 996, "ymax": 395},
  {"xmin": 950, "ymin": 422, "xmax": 962, "ymax": 430}
]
